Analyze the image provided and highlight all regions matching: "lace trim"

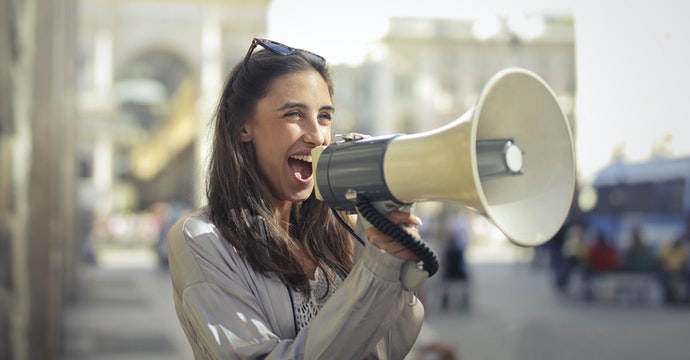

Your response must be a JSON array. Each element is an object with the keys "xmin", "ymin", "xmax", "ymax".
[{"xmin": 291, "ymin": 267, "xmax": 343, "ymax": 333}]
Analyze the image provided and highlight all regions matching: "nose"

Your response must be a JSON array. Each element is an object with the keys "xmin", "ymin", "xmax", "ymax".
[{"xmin": 302, "ymin": 118, "xmax": 328, "ymax": 146}]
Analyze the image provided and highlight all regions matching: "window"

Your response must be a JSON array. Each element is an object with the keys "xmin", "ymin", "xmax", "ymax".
[{"xmin": 592, "ymin": 179, "xmax": 685, "ymax": 215}]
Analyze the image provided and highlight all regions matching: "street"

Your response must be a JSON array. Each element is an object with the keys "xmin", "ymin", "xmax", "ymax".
[
  {"xmin": 422, "ymin": 263, "xmax": 690, "ymax": 360},
  {"xmin": 61, "ymin": 244, "xmax": 690, "ymax": 360}
]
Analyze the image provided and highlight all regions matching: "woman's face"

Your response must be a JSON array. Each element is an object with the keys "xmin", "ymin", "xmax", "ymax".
[{"xmin": 241, "ymin": 70, "xmax": 333, "ymax": 207}]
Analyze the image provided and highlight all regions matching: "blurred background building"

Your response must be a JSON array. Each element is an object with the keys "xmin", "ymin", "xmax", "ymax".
[
  {"xmin": 2, "ymin": 0, "xmax": 688, "ymax": 359},
  {"xmin": 335, "ymin": 16, "xmax": 574, "ymax": 136}
]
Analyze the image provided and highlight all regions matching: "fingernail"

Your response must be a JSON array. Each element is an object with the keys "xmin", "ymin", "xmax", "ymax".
[{"xmin": 415, "ymin": 216, "xmax": 423, "ymax": 226}]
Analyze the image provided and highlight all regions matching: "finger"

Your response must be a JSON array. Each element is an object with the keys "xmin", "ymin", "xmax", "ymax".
[
  {"xmin": 391, "ymin": 249, "xmax": 419, "ymax": 260},
  {"xmin": 366, "ymin": 216, "xmax": 422, "ymax": 243},
  {"xmin": 366, "ymin": 226, "xmax": 422, "ymax": 261},
  {"xmin": 371, "ymin": 237, "xmax": 418, "ymax": 260},
  {"xmin": 386, "ymin": 211, "xmax": 423, "ymax": 227}
]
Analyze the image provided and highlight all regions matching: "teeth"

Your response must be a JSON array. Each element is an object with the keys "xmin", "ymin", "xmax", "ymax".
[{"xmin": 290, "ymin": 154, "xmax": 312, "ymax": 163}]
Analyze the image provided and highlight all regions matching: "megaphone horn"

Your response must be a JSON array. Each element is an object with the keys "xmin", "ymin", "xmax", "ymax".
[{"xmin": 312, "ymin": 67, "xmax": 576, "ymax": 248}]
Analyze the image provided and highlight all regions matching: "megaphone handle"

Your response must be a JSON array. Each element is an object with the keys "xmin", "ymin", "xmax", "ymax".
[{"xmin": 355, "ymin": 197, "xmax": 440, "ymax": 279}]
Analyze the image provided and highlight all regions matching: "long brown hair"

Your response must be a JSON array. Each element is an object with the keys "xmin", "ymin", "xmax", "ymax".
[{"xmin": 206, "ymin": 47, "xmax": 354, "ymax": 293}]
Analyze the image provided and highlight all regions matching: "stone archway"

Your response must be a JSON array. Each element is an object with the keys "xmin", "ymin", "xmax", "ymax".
[
  {"xmin": 114, "ymin": 50, "xmax": 191, "ymax": 131},
  {"xmin": 113, "ymin": 50, "xmax": 198, "ymax": 209}
]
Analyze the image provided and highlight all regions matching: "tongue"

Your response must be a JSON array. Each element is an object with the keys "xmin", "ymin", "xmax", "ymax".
[{"xmin": 288, "ymin": 158, "xmax": 312, "ymax": 180}]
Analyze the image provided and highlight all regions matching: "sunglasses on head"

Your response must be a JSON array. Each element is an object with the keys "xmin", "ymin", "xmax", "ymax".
[{"xmin": 243, "ymin": 38, "xmax": 326, "ymax": 65}]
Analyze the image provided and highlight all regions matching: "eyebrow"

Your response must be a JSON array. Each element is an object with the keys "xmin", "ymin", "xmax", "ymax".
[{"xmin": 277, "ymin": 102, "xmax": 335, "ymax": 113}]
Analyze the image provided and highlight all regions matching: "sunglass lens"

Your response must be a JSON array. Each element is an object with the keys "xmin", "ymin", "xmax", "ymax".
[
  {"xmin": 303, "ymin": 52, "xmax": 326, "ymax": 63},
  {"xmin": 253, "ymin": 39, "xmax": 326, "ymax": 63},
  {"xmin": 261, "ymin": 41, "xmax": 293, "ymax": 55}
]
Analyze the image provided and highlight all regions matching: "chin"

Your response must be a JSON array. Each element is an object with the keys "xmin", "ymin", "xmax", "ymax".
[
  {"xmin": 292, "ymin": 193, "xmax": 312, "ymax": 203},
  {"xmin": 290, "ymin": 187, "xmax": 314, "ymax": 203}
]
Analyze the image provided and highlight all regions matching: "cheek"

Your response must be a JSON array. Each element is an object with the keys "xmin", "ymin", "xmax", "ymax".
[
  {"xmin": 253, "ymin": 134, "xmax": 292, "ymax": 171},
  {"xmin": 253, "ymin": 139, "xmax": 281, "ymax": 167},
  {"xmin": 323, "ymin": 126, "xmax": 333, "ymax": 145}
]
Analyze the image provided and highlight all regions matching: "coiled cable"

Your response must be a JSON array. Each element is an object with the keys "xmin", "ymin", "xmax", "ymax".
[{"xmin": 355, "ymin": 195, "xmax": 439, "ymax": 277}]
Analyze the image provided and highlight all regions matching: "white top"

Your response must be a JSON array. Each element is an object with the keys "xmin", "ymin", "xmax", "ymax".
[{"xmin": 291, "ymin": 267, "xmax": 344, "ymax": 333}]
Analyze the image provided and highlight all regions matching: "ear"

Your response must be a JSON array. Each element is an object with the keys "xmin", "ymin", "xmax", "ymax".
[{"xmin": 240, "ymin": 125, "xmax": 252, "ymax": 143}]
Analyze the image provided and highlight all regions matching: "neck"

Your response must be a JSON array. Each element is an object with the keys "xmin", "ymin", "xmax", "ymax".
[
  {"xmin": 272, "ymin": 200, "xmax": 292, "ymax": 232},
  {"xmin": 271, "ymin": 200, "xmax": 316, "ymax": 279}
]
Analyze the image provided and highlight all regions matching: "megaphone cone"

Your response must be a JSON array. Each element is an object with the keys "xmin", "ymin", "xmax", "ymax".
[{"xmin": 313, "ymin": 68, "xmax": 575, "ymax": 247}]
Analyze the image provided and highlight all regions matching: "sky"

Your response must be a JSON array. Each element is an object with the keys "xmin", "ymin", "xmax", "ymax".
[
  {"xmin": 573, "ymin": 1, "xmax": 690, "ymax": 180},
  {"xmin": 267, "ymin": 0, "xmax": 690, "ymax": 183}
]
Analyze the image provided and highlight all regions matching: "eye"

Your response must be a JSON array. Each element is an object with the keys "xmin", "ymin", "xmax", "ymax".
[
  {"xmin": 284, "ymin": 111, "xmax": 303, "ymax": 121},
  {"xmin": 318, "ymin": 112, "xmax": 333, "ymax": 123}
]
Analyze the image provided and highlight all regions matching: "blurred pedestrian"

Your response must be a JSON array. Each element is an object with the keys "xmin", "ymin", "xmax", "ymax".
[
  {"xmin": 166, "ymin": 38, "xmax": 426, "ymax": 359},
  {"xmin": 555, "ymin": 224, "xmax": 587, "ymax": 292},
  {"xmin": 440, "ymin": 213, "xmax": 471, "ymax": 310},
  {"xmin": 583, "ymin": 232, "xmax": 619, "ymax": 300},
  {"xmin": 657, "ymin": 237, "xmax": 689, "ymax": 304},
  {"xmin": 587, "ymin": 232, "xmax": 620, "ymax": 273},
  {"xmin": 621, "ymin": 227, "xmax": 656, "ymax": 272}
]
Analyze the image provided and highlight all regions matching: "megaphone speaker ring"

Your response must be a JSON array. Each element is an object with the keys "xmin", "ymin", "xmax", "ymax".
[{"xmin": 471, "ymin": 68, "xmax": 576, "ymax": 247}]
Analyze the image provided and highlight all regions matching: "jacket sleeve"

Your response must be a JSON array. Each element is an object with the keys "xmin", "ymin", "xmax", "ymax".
[
  {"xmin": 168, "ymin": 214, "xmax": 424, "ymax": 359},
  {"xmin": 169, "ymin": 215, "xmax": 291, "ymax": 359}
]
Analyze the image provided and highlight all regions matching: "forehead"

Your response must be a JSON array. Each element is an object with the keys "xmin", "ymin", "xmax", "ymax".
[{"xmin": 263, "ymin": 70, "xmax": 331, "ymax": 103}]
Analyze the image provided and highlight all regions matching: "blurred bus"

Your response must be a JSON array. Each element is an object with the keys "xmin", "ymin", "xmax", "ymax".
[{"xmin": 580, "ymin": 156, "xmax": 690, "ymax": 250}]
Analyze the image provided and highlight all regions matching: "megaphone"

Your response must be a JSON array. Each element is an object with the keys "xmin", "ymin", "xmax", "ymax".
[{"xmin": 311, "ymin": 67, "xmax": 575, "ymax": 249}]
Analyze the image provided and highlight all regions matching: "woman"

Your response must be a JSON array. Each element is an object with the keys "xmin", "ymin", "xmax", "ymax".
[{"xmin": 168, "ymin": 38, "xmax": 425, "ymax": 359}]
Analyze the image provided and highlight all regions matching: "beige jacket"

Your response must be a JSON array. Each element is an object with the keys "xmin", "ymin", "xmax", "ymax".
[{"xmin": 168, "ymin": 210, "xmax": 424, "ymax": 359}]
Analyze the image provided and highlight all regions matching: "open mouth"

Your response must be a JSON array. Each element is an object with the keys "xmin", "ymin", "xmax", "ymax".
[{"xmin": 288, "ymin": 154, "xmax": 313, "ymax": 180}]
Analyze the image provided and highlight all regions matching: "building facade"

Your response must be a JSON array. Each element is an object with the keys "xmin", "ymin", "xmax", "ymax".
[
  {"xmin": 332, "ymin": 16, "xmax": 575, "ymax": 138},
  {"xmin": 77, "ymin": 0, "xmax": 271, "ymax": 217}
]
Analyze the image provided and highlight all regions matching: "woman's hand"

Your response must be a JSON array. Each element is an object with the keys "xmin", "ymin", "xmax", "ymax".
[{"xmin": 366, "ymin": 211, "xmax": 423, "ymax": 261}]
